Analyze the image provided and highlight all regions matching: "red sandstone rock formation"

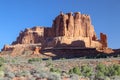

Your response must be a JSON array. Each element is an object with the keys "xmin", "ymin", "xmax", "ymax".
[
  {"xmin": 52, "ymin": 12, "xmax": 97, "ymax": 38},
  {"xmin": 100, "ymin": 33, "xmax": 108, "ymax": 48},
  {"xmin": 2, "ymin": 45, "xmax": 14, "ymax": 51},
  {"xmin": 47, "ymin": 12, "xmax": 105, "ymax": 49},
  {"xmin": 12, "ymin": 27, "xmax": 44, "ymax": 44},
  {"xmin": 2, "ymin": 12, "xmax": 109, "ymax": 53},
  {"xmin": 32, "ymin": 46, "xmax": 41, "ymax": 55}
]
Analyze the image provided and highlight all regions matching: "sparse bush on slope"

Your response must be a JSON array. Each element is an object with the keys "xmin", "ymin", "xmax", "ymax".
[
  {"xmin": 69, "ymin": 66, "xmax": 81, "ymax": 76},
  {"xmin": 95, "ymin": 63, "xmax": 120, "ymax": 79},
  {"xmin": 81, "ymin": 65, "xmax": 92, "ymax": 77},
  {"xmin": 28, "ymin": 58, "xmax": 42, "ymax": 63},
  {"xmin": 0, "ymin": 57, "xmax": 5, "ymax": 77},
  {"xmin": 50, "ymin": 67, "xmax": 61, "ymax": 74}
]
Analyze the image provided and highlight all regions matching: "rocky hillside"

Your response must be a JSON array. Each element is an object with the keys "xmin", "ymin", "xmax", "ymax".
[{"xmin": 0, "ymin": 56, "xmax": 120, "ymax": 80}]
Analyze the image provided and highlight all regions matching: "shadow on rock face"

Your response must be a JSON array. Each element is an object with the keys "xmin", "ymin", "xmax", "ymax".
[
  {"xmin": 40, "ymin": 40, "xmax": 119, "ymax": 60},
  {"xmin": 41, "ymin": 40, "xmax": 97, "ymax": 59}
]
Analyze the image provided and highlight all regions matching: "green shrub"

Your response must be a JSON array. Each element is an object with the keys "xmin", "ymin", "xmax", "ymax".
[
  {"xmin": 107, "ymin": 65, "xmax": 115, "ymax": 76},
  {"xmin": 96, "ymin": 63, "xmax": 107, "ymax": 78},
  {"xmin": 95, "ymin": 76, "xmax": 110, "ymax": 80},
  {"xmin": 96, "ymin": 63, "xmax": 106, "ymax": 73},
  {"xmin": 48, "ymin": 72, "xmax": 61, "ymax": 80},
  {"xmin": 110, "ymin": 76, "xmax": 120, "ymax": 80},
  {"xmin": 73, "ymin": 66, "xmax": 81, "ymax": 76},
  {"xmin": 46, "ymin": 58, "xmax": 53, "ymax": 68},
  {"xmin": 96, "ymin": 63, "xmax": 120, "ymax": 78},
  {"xmin": 0, "ymin": 57, "xmax": 5, "ymax": 62},
  {"xmin": 69, "ymin": 66, "xmax": 81, "ymax": 76},
  {"xmin": 28, "ymin": 58, "xmax": 42, "ymax": 63},
  {"xmin": 96, "ymin": 71, "xmax": 105, "ymax": 78},
  {"xmin": 113, "ymin": 64, "xmax": 120, "ymax": 76},
  {"xmin": 81, "ymin": 65, "xmax": 92, "ymax": 77},
  {"xmin": 50, "ymin": 67, "xmax": 61, "ymax": 74},
  {"xmin": 107, "ymin": 64, "xmax": 120, "ymax": 76},
  {"xmin": 69, "ymin": 69, "xmax": 74, "ymax": 74},
  {"xmin": 0, "ymin": 57, "xmax": 5, "ymax": 71},
  {"xmin": 0, "ymin": 71, "xmax": 4, "ymax": 77},
  {"xmin": 0, "ymin": 66, "xmax": 4, "ymax": 71},
  {"xmin": 61, "ymin": 71, "xmax": 69, "ymax": 78},
  {"xmin": 104, "ymin": 76, "xmax": 111, "ymax": 80}
]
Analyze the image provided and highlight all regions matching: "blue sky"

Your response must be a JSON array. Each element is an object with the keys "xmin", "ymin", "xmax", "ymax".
[{"xmin": 0, "ymin": 0, "xmax": 120, "ymax": 50}]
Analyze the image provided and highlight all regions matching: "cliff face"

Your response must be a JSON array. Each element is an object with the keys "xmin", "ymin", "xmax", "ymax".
[
  {"xmin": 44, "ymin": 12, "xmax": 107, "ymax": 49},
  {"xmin": 12, "ymin": 27, "xmax": 44, "ymax": 44},
  {"xmin": 52, "ymin": 12, "xmax": 97, "ymax": 38},
  {"xmin": 3, "ymin": 12, "xmax": 108, "ymax": 52}
]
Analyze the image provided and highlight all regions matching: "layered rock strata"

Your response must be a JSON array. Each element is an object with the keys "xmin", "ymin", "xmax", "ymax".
[{"xmin": 2, "ymin": 12, "xmax": 108, "ymax": 52}]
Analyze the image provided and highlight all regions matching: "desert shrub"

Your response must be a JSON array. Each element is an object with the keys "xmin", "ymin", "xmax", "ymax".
[
  {"xmin": 95, "ymin": 76, "xmax": 110, "ymax": 80},
  {"xmin": 69, "ymin": 69, "xmax": 74, "ymax": 74},
  {"xmin": 69, "ymin": 66, "xmax": 81, "ymax": 76},
  {"xmin": 107, "ymin": 64, "xmax": 120, "ymax": 76},
  {"xmin": 11, "ymin": 59, "xmax": 16, "ymax": 64},
  {"xmin": 96, "ymin": 71, "xmax": 105, "ymax": 79},
  {"xmin": 113, "ymin": 64, "xmax": 120, "ymax": 76},
  {"xmin": 95, "ymin": 63, "xmax": 108, "ymax": 79},
  {"xmin": 33, "ymin": 73, "xmax": 40, "ymax": 77},
  {"xmin": 81, "ymin": 65, "xmax": 92, "ymax": 77},
  {"xmin": 0, "ymin": 66, "xmax": 4, "ymax": 71},
  {"xmin": 70, "ymin": 74, "xmax": 80, "ymax": 80},
  {"xmin": 38, "ymin": 72, "xmax": 48, "ymax": 79},
  {"xmin": 0, "ymin": 57, "xmax": 5, "ymax": 73},
  {"xmin": 110, "ymin": 76, "xmax": 120, "ymax": 80},
  {"xmin": 0, "ymin": 57, "xmax": 5, "ymax": 67},
  {"xmin": 50, "ymin": 67, "xmax": 61, "ymax": 74},
  {"xmin": 20, "ymin": 70, "xmax": 31, "ymax": 77},
  {"xmin": 96, "ymin": 63, "xmax": 106, "ymax": 77},
  {"xmin": 96, "ymin": 63, "xmax": 120, "ymax": 78},
  {"xmin": 14, "ymin": 70, "xmax": 31, "ymax": 77},
  {"xmin": 96, "ymin": 63, "xmax": 106, "ymax": 72},
  {"xmin": 107, "ymin": 65, "xmax": 116, "ymax": 76},
  {"xmin": 0, "ymin": 71, "xmax": 4, "ymax": 77},
  {"xmin": 28, "ymin": 58, "xmax": 42, "ymax": 63},
  {"xmin": 48, "ymin": 72, "xmax": 61, "ymax": 80},
  {"xmin": 0, "ymin": 57, "xmax": 5, "ymax": 63},
  {"xmin": 29, "ymin": 77, "xmax": 36, "ymax": 80},
  {"xmin": 104, "ymin": 76, "xmax": 111, "ymax": 80},
  {"xmin": 5, "ymin": 72, "xmax": 15, "ymax": 78},
  {"xmin": 73, "ymin": 66, "xmax": 81, "ymax": 76},
  {"xmin": 61, "ymin": 71, "xmax": 69, "ymax": 78},
  {"xmin": 46, "ymin": 58, "xmax": 53, "ymax": 67},
  {"xmin": 89, "ymin": 75, "xmax": 95, "ymax": 80},
  {"xmin": 14, "ymin": 71, "xmax": 21, "ymax": 77},
  {"xmin": 30, "ymin": 69, "xmax": 37, "ymax": 75},
  {"xmin": 33, "ymin": 72, "xmax": 49, "ymax": 80}
]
